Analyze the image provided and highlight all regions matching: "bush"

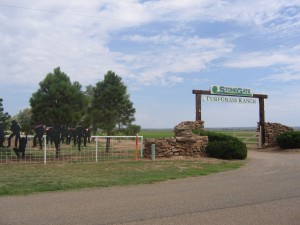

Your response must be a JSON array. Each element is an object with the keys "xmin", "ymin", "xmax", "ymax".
[
  {"xmin": 276, "ymin": 131, "xmax": 300, "ymax": 149},
  {"xmin": 205, "ymin": 139, "xmax": 247, "ymax": 160},
  {"xmin": 193, "ymin": 130, "xmax": 247, "ymax": 160}
]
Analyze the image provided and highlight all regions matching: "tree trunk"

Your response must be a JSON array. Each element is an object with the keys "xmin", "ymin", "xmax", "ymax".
[
  {"xmin": 105, "ymin": 138, "xmax": 111, "ymax": 153},
  {"xmin": 105, "ymin": 130, "xmax": 112, "ymax": 152}
]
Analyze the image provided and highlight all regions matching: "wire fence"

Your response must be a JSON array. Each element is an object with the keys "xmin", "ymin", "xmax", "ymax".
[{"xmin": 0, "ymin": 135, "xmax": 144, "ymax": 164}]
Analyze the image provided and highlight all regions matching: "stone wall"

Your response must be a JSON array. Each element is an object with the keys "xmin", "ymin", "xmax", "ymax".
[
  {"xmin": 143, "ymin": 121, "xmax": 208, "ymax": 158},
  {"xmin": 174, "ymin": 120, "xmax": 205, "ymax": 137},
  {"xmin": 258, "ymin": 122, "xmax": 293, "ymax": 147}
]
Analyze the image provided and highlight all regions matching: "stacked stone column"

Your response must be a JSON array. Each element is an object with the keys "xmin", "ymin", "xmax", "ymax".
[
  {"xmin": 258, "ymin": 122, "xmax": 293, "ymax": 147},
  {"xmin": 143, "ymin": 121, "xmax": 208, "ymax": 158}
]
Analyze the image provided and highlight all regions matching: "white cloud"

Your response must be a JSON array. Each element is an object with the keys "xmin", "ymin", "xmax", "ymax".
[
  {"xmin": 1, "ymin": 0, "xmax": 300, "ymax": 127},
  {"xmin": 120, "ymin": 34, "xmax": 233, "ymax": 85},
  {"xmin": 1, "ymin": 0, "xmax": 299, "ymax": 86},
  {"xmin": 223, "ymin": 47, "xmax": 300, "ymax": 84},
  {"xmin": 225, "ymin": 53, "xmax": 295, "ymax": 68},
  {"xmin": 260, "ymin": 73, "xmax": 300, "ymax": 82}
]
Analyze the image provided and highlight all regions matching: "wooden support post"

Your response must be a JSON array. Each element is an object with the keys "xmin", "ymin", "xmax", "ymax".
[
  {"xmin": 259, "ymin": 97, "xmax": 266, "ymax": 146},
  {"xmin": 196, "ymin": 94, "xmax": 201, "ymax": 121},
  {"xmin": 193, "ymin": 90, "xmax": 210, "ymax": 121}
]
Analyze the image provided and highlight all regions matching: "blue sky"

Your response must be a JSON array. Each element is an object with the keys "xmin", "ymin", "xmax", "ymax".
[{"xmin": 1, "ymin": 0, "xmax": 300, "ymax": 128}]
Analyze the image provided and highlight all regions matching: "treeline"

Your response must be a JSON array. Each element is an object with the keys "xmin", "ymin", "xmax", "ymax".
[{"xmin": 0, "ymin": 67, "xmax": 140, "ymax": 136}]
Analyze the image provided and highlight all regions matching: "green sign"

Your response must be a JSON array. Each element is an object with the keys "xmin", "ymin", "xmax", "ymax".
[{"xmin": 211, "ymin": 85, "xmax": 253, "ymax": 97}]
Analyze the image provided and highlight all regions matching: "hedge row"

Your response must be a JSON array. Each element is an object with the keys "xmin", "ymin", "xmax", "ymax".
[
  {"xmin": 276, "ymin": 131, "xmax": 300, "ymax": 149},
  {"xmin": 193, "ymin": 130, "xmax": 247, "ymax": 160}
]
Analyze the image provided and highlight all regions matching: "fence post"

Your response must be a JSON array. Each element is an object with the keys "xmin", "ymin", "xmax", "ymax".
[
  {"xmin": 43, "ymin": 135, "xmax": 47, "ymax": 164},
  {"xmin": 258, "ymin": 126, "xmax": 262, "ymax": 149},
  {"xmin": 140, "ymin": 136, "xmax": 143, "ymax": 158},
  {"xmin": 151, "ymin": 144, "xmax": 155, "ymax": 161},
  {"xmin": 135, "ymin": 134, "xmax": 138, "ymax": 160},
  {"xmin": 95, "ymin": 137, "xmax": 98, "ymax": 162}
]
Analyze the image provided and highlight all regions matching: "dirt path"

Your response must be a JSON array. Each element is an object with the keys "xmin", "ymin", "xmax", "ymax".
[{"xmin": 1, "ymin": 149, "xmax": 300, "ymax": 225}]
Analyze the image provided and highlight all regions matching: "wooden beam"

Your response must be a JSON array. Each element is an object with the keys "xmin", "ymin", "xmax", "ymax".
[
  {"xmin": 253, "ymin": 94, "xmax": 268, "ymax": 99},
  {"xmin": 192, "ymin": 90, "xmax": 210, "ymax": 95}
]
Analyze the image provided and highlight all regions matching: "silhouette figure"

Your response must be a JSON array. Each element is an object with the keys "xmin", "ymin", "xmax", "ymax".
[
  {"xmin": 13, "ymin": 136, "xmax": 27, "ymax": 160},
  {"xmin": 75, "ymin": 125, "xmax": 84, "ymax": 151},
  {"xmin": 45, "ymin": 127, "xmax": 53, "ymax": 145},
  {"xmin": 7, "ymin": 120, "xmax": 20, "ymax": 148},
  {"xmin": 60, "ymin": 126, "xmax": 68, "ymax": 144},
  {"xmin": 83, "ymin": 127, "xmax": 91, "ymax": 147},
  {"xmin": 52, "ymin": 125, "xmax": 61, "ymax": 159},
  {"xmin": 0, "ymin": 123, "xmax": 5, "ymax": 147},
  {"xmin": 33, "ymin": 124, "xmax": 44, "ymax": 149}
]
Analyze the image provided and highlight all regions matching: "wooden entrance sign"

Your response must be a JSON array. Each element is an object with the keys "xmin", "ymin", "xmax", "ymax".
[{"xmin": 192, "ymin": 89, "xmax": 268, "ymax": 145}]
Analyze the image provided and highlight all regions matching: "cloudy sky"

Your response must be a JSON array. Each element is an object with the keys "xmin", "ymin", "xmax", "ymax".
[{"xmin": 1, "ymin": 0, "xmax": 300, "ymax": 128}]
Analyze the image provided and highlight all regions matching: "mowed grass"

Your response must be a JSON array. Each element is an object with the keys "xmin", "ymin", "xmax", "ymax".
[
  {"xmin": 139, "ymin": 129, "xmax": 173, "ymax": 138},
  {"xmin": 139, "ymin": 129, "xmax": 258, "ymax": 141},
  {"xmin": 0, "ymin": 129, "xmax": 249, "ymax": 196},
  {"xmin": 0, "ymin": 159, "xmax": 243, "ymax": 196},
  {"xmin": 215, "ymin": 130, "xmax": 259, "ymax": 143}
]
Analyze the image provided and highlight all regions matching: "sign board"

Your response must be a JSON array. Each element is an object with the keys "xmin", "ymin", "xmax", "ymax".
[
  {"xmin": 210, "ymin": 85, "xmax": 253, "ymax": 97},
  {"xmin": 202, "ymin": 95, "xmax": 257, "ymax": 104}
]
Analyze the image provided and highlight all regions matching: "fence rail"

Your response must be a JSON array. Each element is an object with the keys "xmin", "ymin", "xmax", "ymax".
[
  {"xmin": 232, "ymin": 131, "xmax": 261, "ymax": 148},
  {"xmin": 0, "ymin": 135, "xmax": 143, "ymax": 164}
]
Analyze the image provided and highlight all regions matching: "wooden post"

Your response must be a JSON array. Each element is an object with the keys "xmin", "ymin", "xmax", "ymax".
[
  {"xmin": 196, "ymin": 94, "xmax": 201, "ymax": 121},
  {"xmin": 259, "ymin": 97, "xmax": 266, "ymax": 146},
  {"xmin": 193, "ymin": 90, "xmax": 210, "ymax": 121}
]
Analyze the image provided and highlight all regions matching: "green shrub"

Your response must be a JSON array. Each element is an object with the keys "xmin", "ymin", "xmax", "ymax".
[
  {"xmin": 193, "ymin": 130, "xmax": 247, "ymax": 160},
  {"xmin": 276, "ymin": 131, "xmax": 300, "ymax": 149},
  {"xmin": 193, "ymin": 130, "xmax": 229, "ymax": 140},
  {"xmin": 205, "ymin": 139, "xmax": 247, "ymax": 160}
]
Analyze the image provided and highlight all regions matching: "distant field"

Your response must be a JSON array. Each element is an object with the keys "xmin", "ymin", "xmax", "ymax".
[
  {"xmin": 139, "ymin": 129, "xmax": 173, "ymax": 138},
  {"xmin": 140, "ymin": 129, "xmax": 259, "ymax": 146},
  {"xmin": 140, "ymin": 128, "xmax": 256, "ymax": 138}
]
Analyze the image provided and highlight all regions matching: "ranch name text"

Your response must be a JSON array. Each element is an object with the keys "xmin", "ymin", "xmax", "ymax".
[{"xmin": 203, "ymin": 95, "xmax": 257, "ymax": 104}]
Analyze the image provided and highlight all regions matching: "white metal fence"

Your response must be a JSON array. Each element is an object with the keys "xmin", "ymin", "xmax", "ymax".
[{"xmin": 0, "ymin": 135, "xmax": 143, "ymax": 164}]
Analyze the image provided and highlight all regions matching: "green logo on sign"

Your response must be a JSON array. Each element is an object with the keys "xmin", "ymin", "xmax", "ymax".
[{"xmin": 211, "ymin": 86, "xmax": 218, "ymax": 94}]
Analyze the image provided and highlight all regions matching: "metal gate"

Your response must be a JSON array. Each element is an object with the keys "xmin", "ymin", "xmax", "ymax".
[{"xmin": 232, "ymin": 131, "xmax": 261, "ymax": 148}]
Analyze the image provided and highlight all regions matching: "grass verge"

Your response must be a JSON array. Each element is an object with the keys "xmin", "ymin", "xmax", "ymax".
[{"xmin": 0, "ymin": 159, "xmax": 243, "ymax": 196}]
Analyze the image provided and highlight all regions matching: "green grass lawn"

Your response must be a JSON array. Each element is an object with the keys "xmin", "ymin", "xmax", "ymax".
[
  {"xmin": 0, "ymin": 159, "xmax": 243, "ymax": 196},
  {"xmin": 0, "ymin": 129, "xmax": 251, "ymax": 196},
  {"xmin": 139, "ymin": 129, "xmax": 173, "ymax": 138},
  {"xmin": 139, "ymin": 129, "xmax": 258, "ymax": 146}
]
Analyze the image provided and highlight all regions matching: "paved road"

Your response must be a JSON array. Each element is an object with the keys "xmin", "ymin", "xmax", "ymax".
[{"xmin": 1, "ymin": 150, "xmax": 300, "ymax": 225}]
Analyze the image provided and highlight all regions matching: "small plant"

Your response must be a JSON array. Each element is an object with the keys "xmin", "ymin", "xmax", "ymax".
[
  {"xmin": 276, "ymin": 131, "xmax": 300, "ymax": 149},
  {"xmin": 193, "ymin": 130, "xmax": 247, "ymax": 160}
]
